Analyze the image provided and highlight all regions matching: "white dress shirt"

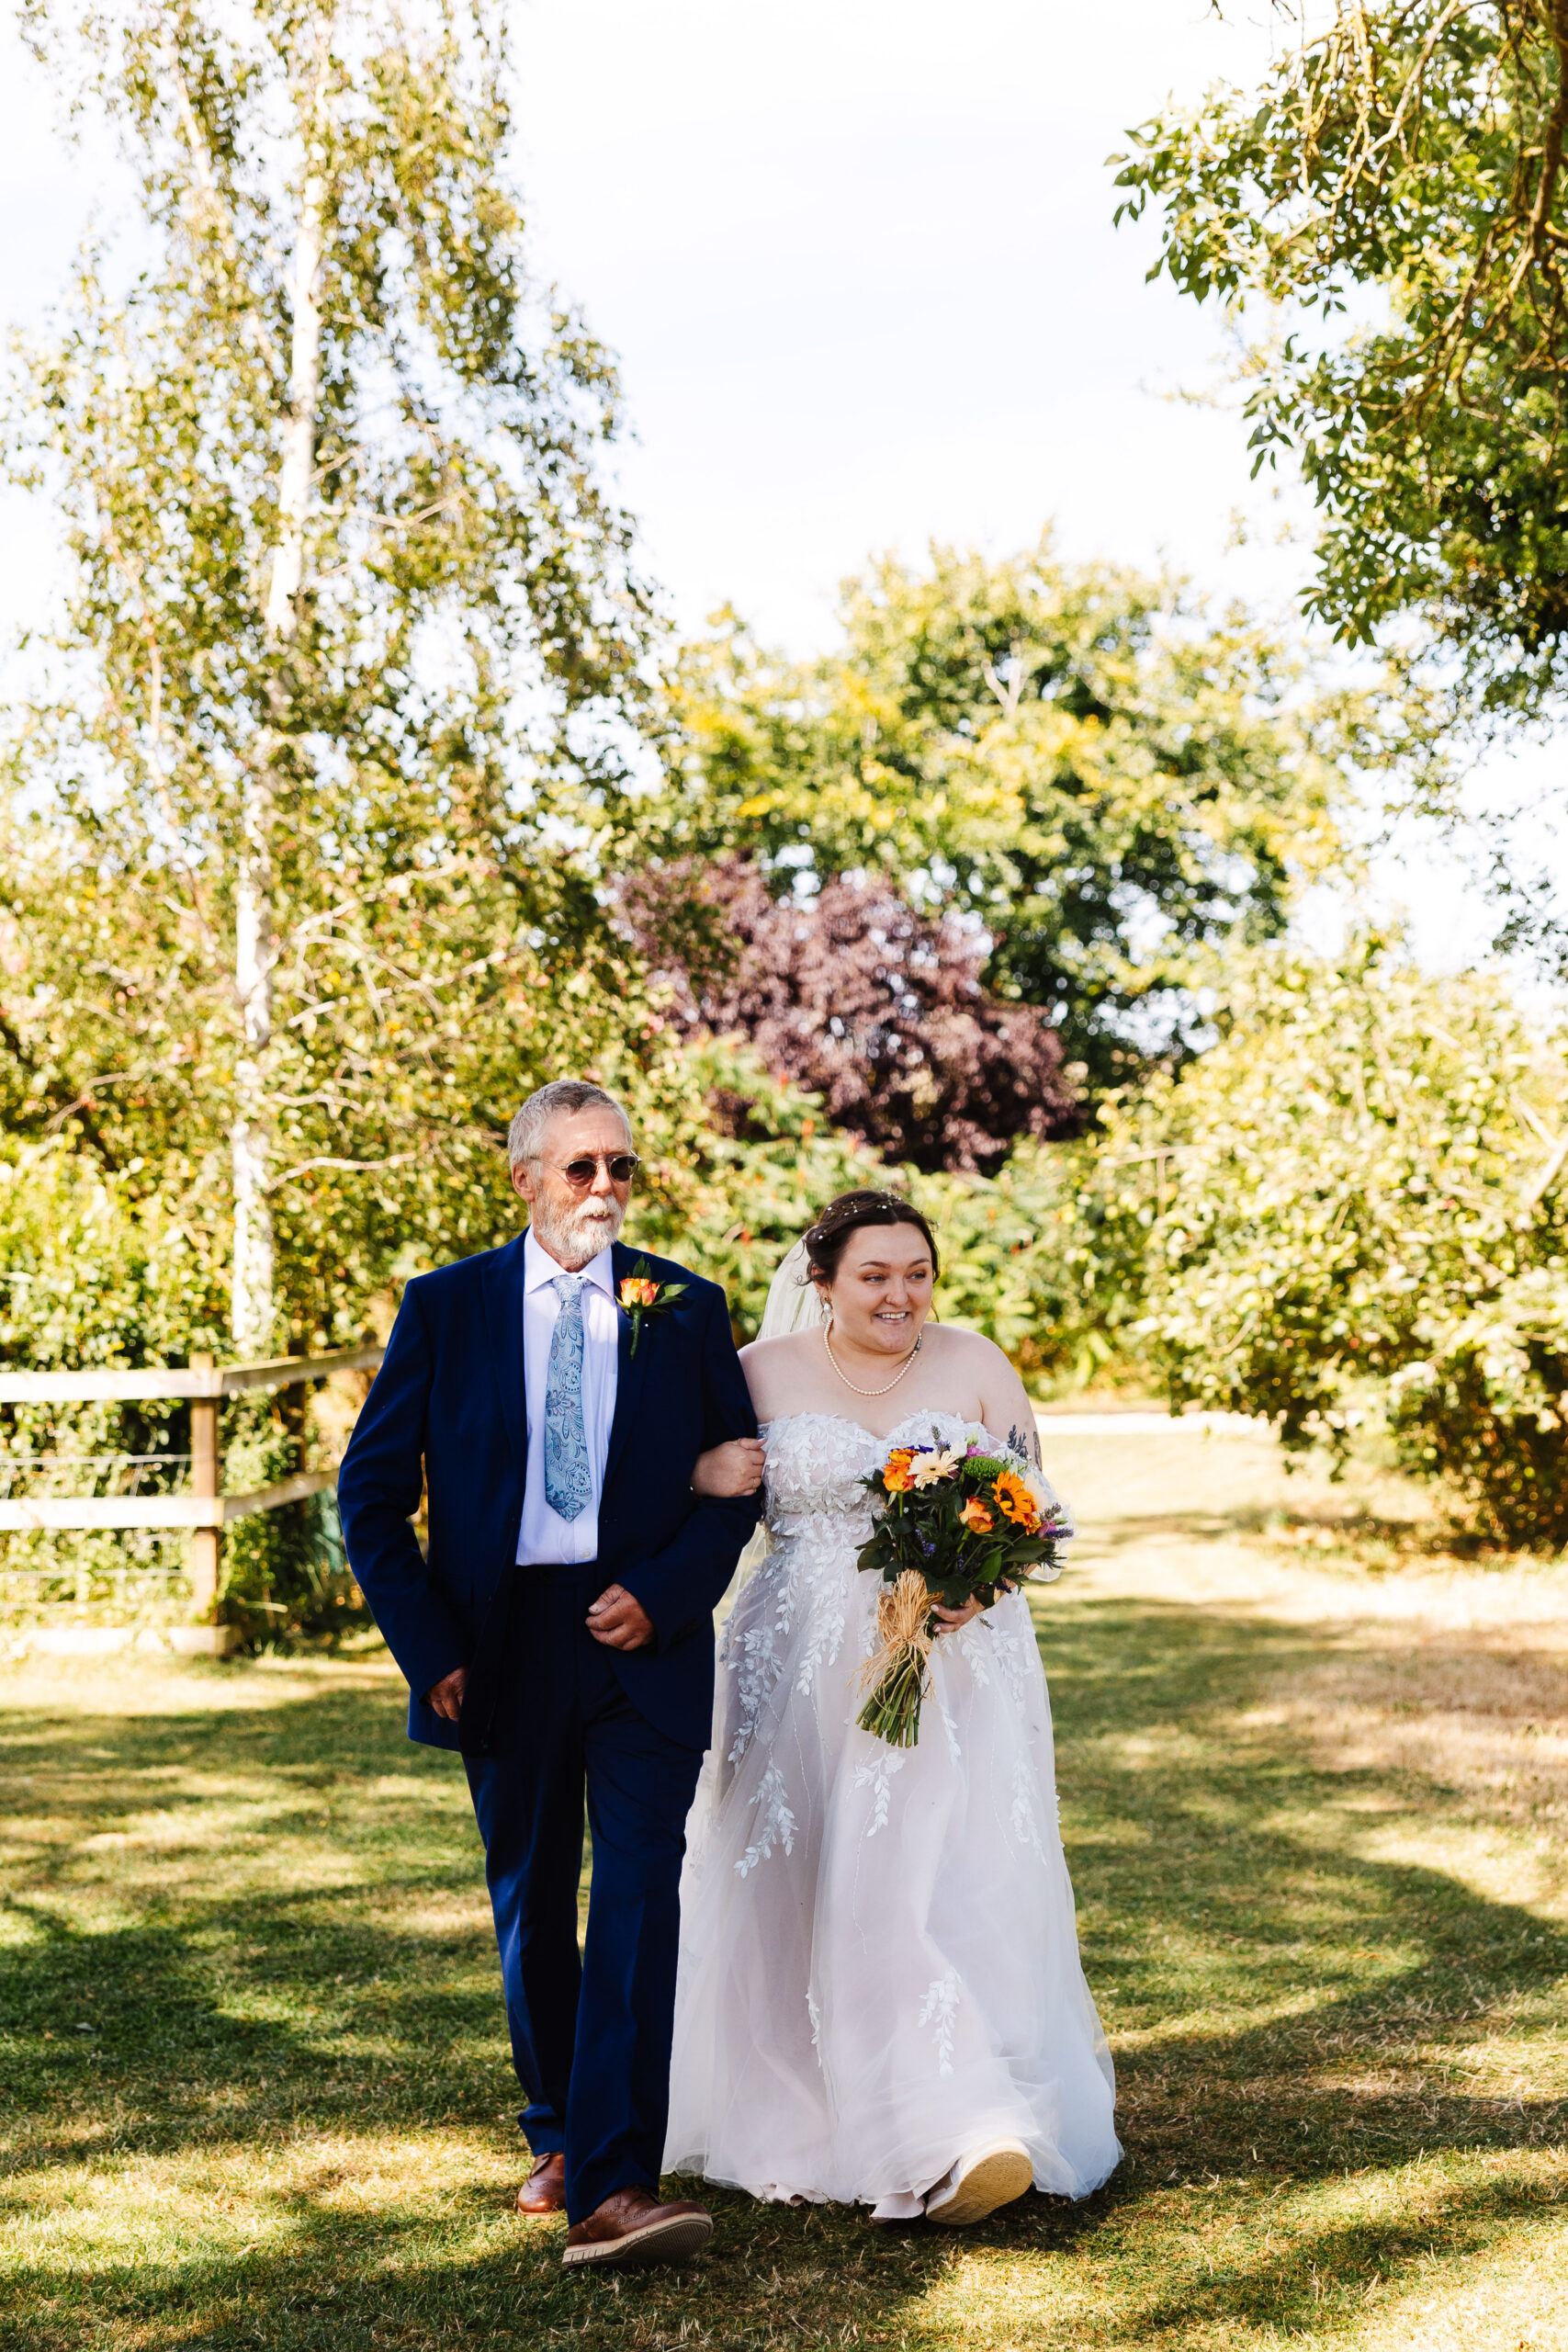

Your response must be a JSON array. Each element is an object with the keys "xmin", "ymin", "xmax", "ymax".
[{"xmin": 516, "ymin": 1226, "xmax": 620, "ymax": 1566}]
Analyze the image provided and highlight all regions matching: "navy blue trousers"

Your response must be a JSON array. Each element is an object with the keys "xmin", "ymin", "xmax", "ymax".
[{"xmin": 463, "ymin": 1563, "xmax": 705, "ymax": 2224}]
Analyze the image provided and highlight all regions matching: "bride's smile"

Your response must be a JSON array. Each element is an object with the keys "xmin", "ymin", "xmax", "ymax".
[
  {"xmin": 817, "ymin": 1225, "xmax": 935, "ymax": 1397},
  {"xmin": 817, "ymin": 1224, "xmax": 935, "ymax": 1363}
]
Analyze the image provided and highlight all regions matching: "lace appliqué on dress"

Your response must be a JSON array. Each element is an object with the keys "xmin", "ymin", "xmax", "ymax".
[
  {"xmin": 953, "ymin": 1617, "xmax": 992, "ymax": 1686},
  {"xmin": 988, "ymin": 1616, "xmax": 1032, "ymax": 1705},
  {"xmin": 918, "ymin": 1973, "xmax": 960, "ymax": 2076},
  {"xmin": 736, "ymin": 1757, "xmax": 796, "ymax": 1876},
  {"xmin": 793, "ymin": 1553, "xmax": 848, "ymax": 1700},
  {"xmin": 1010, "ymin": 1753, "xmax": 1047, "ymax": 1856},
  {"xmin": 851, "ymin": 1744, "xmax": 906, "ymax": 1834},
  {"xmin": 723, "ymin": 1605, "xmax": 784, "ymax": 1767}
]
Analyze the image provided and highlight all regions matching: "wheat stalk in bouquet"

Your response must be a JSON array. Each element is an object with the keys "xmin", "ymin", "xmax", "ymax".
[{"xmin": 855, "ymin": 1431, "xmax": 1070, "ymax": 1747}]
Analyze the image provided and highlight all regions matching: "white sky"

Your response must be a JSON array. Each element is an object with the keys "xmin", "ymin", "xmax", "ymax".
[
  {"xmin": 0, "ymin": 0, "xmax": 1548, "ymax": 973},
  {"xmin": 514, "ymin": 0, "xmax": 1296, "ymax": 646}
]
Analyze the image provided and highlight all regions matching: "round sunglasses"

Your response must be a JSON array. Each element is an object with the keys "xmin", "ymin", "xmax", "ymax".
[{"xmin": 550, "ymin": 1151, "xmax": 640, "ymax": 1189}]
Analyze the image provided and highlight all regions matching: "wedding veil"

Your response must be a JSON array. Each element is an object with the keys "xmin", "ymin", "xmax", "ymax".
[
  {"xmin": 757, "ymin": 1235, "xmax": 823, "ymax": 1340},
  {"xmin": 728, "ymin": 1234, "xmax": 822, "ymax": 1584}
]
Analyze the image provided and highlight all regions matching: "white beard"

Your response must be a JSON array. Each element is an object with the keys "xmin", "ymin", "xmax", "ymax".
[{"xmin": 531, "ymin": 1193, "xmax": 625, "ymax": 1269}]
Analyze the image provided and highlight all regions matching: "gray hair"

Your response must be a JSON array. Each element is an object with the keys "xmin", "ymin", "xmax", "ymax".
[{"xmin": 507, "ymin": 1080, "xmax": 632, "ymax": 1172}]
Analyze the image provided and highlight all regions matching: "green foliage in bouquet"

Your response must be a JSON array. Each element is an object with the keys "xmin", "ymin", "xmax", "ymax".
[{"xmin": 853, "ymin": 1434, "xmax": 1069, "ymax": 1746}]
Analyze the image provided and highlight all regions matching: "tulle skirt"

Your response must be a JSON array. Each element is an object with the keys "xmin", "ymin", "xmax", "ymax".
[{"xmin": 665, "ymin": 1453, "xmax": 1121, "ymax": 2211}]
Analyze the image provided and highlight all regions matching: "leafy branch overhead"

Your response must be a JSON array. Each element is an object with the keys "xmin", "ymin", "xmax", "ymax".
[{"xmin": 1115, "ymin": 1, "xmax": 1568, "ymax": 709}]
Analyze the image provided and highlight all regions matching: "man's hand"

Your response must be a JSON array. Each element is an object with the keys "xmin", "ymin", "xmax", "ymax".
[
  {"xmin": 426, "ymin": 1665, "xmax": 468, "ymax": 1721},
  {"xmin": 586, "ymin": 1584, "xmax": 655, "ymax": 1651}
]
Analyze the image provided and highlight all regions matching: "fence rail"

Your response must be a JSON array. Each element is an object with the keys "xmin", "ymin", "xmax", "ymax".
[
  {"xmin": 0, "ymin": 1343, "xmax": 384, "ymax": 1404},
  {"xmin": 0, "ymin": 1469, "xmax": 337, "ymax": 1532},
  {"xmin": 0, "ymin": 1344, "xmax": 383, "ymax": 1625}
]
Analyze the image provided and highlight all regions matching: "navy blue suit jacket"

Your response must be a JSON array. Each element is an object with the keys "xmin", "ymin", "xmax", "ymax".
[{"xmin": 337, "ymin": 1234, "xmax": 761, "ymax": 1755}]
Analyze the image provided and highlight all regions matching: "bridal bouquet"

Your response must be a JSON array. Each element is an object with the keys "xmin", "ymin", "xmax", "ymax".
[{"xmin": 854, "ymin": 1432, "xmax": 1070, "ymax": 1747}]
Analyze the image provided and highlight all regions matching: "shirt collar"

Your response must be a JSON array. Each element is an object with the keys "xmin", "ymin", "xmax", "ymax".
[{"xmin": 524, "ymin": 1223, "xmax": 616, "ymax": 1299}]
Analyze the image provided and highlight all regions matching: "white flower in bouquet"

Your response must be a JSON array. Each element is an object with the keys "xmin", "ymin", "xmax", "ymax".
[{"xmin": 909, "ymin": 1447, "xmax": 963, "ymax": 1488}]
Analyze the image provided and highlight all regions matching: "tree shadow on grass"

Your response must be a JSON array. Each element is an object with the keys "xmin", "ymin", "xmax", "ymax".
[
  {"xmin": 1032, "ymin": 1594, "xmax": 1568, "ymax": 2330},
  {"xmin": 3, "ymin": 1608, "xmax": 1567, "ymax": 2346},
  {"xmin": 1077, "ymin": 1498, "xmax": 1506, "ymax": 1566},
  {"xmin": 4, "ymin": 2158, "xmax": 1560, "ymax": 2352},
  {"xmin": 0, "ymin": 1684, "xmax": 502, "ymax": 2171},
  {"xmin": 1, "ymin": 2188, "xmax": 970, "ymax": 2352},
  {"xmin": 1044, "ymin": 1596, "xmax": 1568, "ymax": 2051},
  {"xmin": 1123, "ymin": 2164, "xmax": 1563, "ymax": 2342}
]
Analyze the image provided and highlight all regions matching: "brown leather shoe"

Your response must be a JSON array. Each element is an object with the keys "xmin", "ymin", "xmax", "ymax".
[
  {"xmin": 561, "ymin": 2185, "xmax": 713, "ymax": 2270},
  {"xmin": 515, "ymin": 2152, "xmax": 567, "ymax": 2216}
]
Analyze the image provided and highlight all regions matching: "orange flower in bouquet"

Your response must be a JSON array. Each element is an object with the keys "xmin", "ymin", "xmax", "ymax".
[{"xmin": 882, "ymin": 1447, "xmax": 918, "ymax": 1495}]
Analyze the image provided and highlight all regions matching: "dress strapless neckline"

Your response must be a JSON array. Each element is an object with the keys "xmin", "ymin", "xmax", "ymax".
[{"xmin": 757, "ymin": 1406, "xmax": 979, "ymax": 1448}]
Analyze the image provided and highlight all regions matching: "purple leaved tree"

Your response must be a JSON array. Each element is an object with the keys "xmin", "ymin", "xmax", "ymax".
[{"xmin": 622, "ymin": 856, "xmax": 1077, "ymax": 1173}]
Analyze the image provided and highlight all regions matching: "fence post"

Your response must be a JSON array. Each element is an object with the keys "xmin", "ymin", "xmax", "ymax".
[{"xmin": 189, "ymin": 1352, "xmax": 220, "ymax": 1619}]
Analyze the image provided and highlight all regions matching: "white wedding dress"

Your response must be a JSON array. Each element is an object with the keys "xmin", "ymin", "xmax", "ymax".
[{"xmin": 665, "ymin": 1408, "xmax": 1121, "ymax": 2215}]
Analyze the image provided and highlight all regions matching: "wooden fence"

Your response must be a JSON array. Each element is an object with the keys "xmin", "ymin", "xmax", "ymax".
[{"xmin": 0, "ymin": 1346, "xmax": 384, "ymax": 1635}]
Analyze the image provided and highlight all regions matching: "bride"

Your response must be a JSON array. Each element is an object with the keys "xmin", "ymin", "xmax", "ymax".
[{"xmin": 664, "ymin": 1189, "xmax": 1120, "ymax": 2225}]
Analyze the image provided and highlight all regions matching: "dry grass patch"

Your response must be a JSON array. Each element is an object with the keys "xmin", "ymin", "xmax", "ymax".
[{"xmin": 1266, "ymin": 1628, "xmax": 1568, "ymax": 1834}]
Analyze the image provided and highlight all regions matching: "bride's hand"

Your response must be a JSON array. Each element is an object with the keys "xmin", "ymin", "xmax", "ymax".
[
  {"xmin": 931, "ymin": 1596, "xmax": 985, "ymax": 1634},
  {"xmin": 693, "ymin": 1437, "xmax": 767, "ymax": 1497}
]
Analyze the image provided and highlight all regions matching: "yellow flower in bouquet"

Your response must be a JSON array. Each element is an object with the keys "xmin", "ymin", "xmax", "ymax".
[{"xmin": 994, "ymin": 1468, "xmax": 1042, "ymax": 1531}]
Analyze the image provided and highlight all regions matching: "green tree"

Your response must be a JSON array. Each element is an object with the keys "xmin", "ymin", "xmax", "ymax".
[
  {"xmin": 1114, "ymin": 1, "xmax": 1568, "ymax": 715},
  {"xmin": 623, "ymin": 1039, "xmax": 1145, "ymax": 1385},
  {"xmin": 650, "ymin": 540, "xmax": 1356, "ymax": 1091},
  {"xmin": 4, "ymin": 0, "xmax": 656, "ymax": 1351},
  {"xmin": 1118, "ymin": 940, "xmax": 1568, "ymax": 1544}
]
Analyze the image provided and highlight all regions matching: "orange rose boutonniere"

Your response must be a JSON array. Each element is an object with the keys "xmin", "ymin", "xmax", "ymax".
[{"xmin": 616, "ymin": 1258, "xmax": 687, "ymax": 1356}]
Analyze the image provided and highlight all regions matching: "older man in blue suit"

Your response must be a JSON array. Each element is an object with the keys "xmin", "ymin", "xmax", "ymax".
[{"xmin": 338, "ymin": 1080, "xmax": 761, "ymax": 2270}]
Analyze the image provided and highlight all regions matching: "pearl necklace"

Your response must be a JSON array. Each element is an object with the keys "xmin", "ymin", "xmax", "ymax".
[{"xmin": 822, "ymin": 1321, "xmax": 923, "ymax": 1397}]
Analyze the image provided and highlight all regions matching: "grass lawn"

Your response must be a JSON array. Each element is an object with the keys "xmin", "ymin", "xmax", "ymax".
[{"xmin": 2, "ymin": 1426, "xmax": 1566, "ymax": 2349}]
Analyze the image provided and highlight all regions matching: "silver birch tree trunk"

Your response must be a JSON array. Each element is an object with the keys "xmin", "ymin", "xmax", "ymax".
[{"xmin": 230, "ymin": 81, "xmax": 328, "ymax": 1358}]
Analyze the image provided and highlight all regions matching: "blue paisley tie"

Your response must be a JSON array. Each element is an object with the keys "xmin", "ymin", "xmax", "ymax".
[{"xmin": 544, "ymin": 1272, "xmax": 592, "ymax": 1522}]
